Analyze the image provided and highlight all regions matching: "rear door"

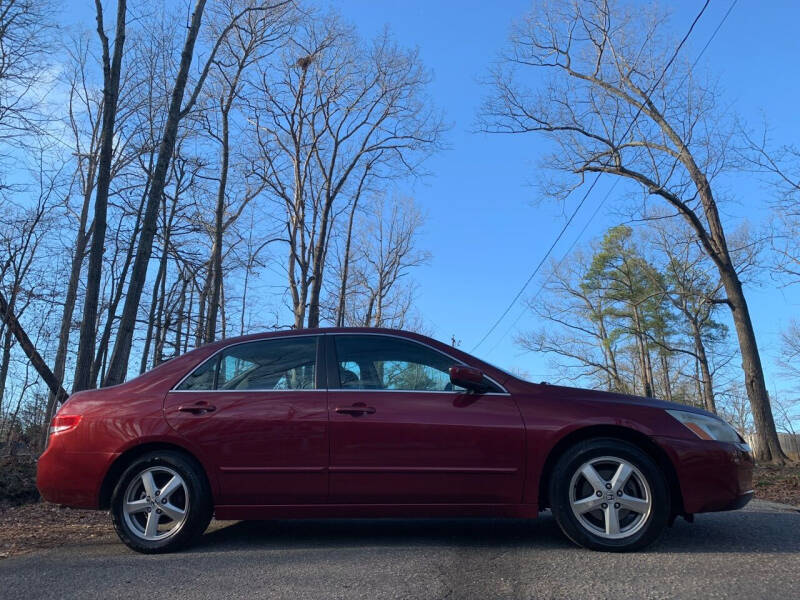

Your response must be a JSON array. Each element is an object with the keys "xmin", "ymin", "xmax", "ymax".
[
  {"xmin": 164, "ymin": 335, "xmax": 327, "ymax": 506},
  {"xmin": 327, "ymin": 334, "xmax": 525, "ymax": 505}
]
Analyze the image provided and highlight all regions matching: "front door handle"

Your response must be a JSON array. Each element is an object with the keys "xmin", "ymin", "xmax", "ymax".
[
  {"xmin": 334, "ymin": 403, "xmax": 376, "ymax": 417},
  {"xmin": 178, "ymin": 401, "xmax": 216, "ymax": 415}
]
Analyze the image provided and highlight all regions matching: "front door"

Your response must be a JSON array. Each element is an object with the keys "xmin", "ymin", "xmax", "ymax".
[
  {"xmin": 327, "ymin": 334, "xmax": 525, "ymax": 505},
  {"xmin": 164, "ymin": 335, "xmax": 327, "ymax": 506}
]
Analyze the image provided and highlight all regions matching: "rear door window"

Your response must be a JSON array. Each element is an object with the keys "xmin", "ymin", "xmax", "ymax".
[{"xmin": 177, "ymin": 336, "xmax": 318, "ymax": 391}]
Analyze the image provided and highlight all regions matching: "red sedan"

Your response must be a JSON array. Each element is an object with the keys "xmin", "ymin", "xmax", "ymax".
[{"xmin": 37, "ymin": 328, "xmax": 753, "ymax": 553}]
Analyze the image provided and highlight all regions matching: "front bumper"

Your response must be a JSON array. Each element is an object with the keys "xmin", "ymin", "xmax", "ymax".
[
  {"xmin": 720, "ymin": 489, "xmax": 754, "ymax": 511},
  {"xmin": 654, "ymin": 436, "xmax": 754, "ymax": 514}
]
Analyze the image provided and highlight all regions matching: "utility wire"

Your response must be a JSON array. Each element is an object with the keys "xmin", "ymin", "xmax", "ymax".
[
  {"xmin": 471, "ymin": 0, "xmax": 716, "ymax": 353},
  {"xmin": 485, "ymin": 178, "xmax": 619, "ymax": 356},
  {"xmin": 481, "ymin": 0, "xmax": 737, "ymax": 358}
]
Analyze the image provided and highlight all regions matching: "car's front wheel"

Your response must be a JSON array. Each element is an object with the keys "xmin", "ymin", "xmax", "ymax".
[
  {"xmin": 111, "ymin": 450, "xmax": 212, "ymax": 553},
  {"xmin": 549, "ymin": 438, "xmax": 670, "ymax": 552}
]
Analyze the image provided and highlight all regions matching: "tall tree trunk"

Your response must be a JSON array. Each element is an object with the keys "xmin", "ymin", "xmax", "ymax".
[
  {"xmin": 89, "ymin": 189, "xmax": 147, "ymax": 386},
  {"xmin": 374, "ymin": 273, "xmax": 384, "ymax": 327},
  {"xmin": 174, "ymin": 273, "xmax": 188, "ymax": 355},
  {"xmin": 103, "ymin": 0, "xmax": 208, "ymax": 386},
  {"xmin": 45, "ymin": 191, "xmax": 92, "ymax": 431},
  {"xmin": 0, "ymin": 328, "xmax": 12, "ymax": 407},
  {"xmin": 688, "ymin": 320, "xmax": 717, "ymax": 413},
  {"xmin": 659, "ymin": 351, "xmax": 673, "ymax": 403},
  {"xmin": 196, "ymin": 266, "xmax": 211, "ymax": 346},
  {"xmin": 151, "ymin": 192, "xmax": 173, "ymax": 368},
  {"xmin": 0, "ymin": 291, "xmax": 68, "ymax": 404},
  {"xmin": 204, "ymin": 101, "xmax": 230, "ymax": 343},
  {"xmin": 335, "ymin": 169, "xmax": 371, "ymax": 327},
  {"xmin": 694, "ymin": 358, "xmax": 704, "ymax": 406},
  {"xmin": 306, "ymin": 198, "xmax": 334, "ymax": 328},
  {"xmin": 336, "ymin": 198, "xmax": 359, "ymax": 327},
  {"xmin": 73, "ymin": 0, "xmax": 127, "ymax": 392},
  {"xmin": 631, "ymin": 308, "xmax": 654, "ymax": 398},
  {"xmin": 241, "ymin": 259, "xmax": 251, "ymax": 336},
  {"xmin": 139, "ymin": 256, "xmax": 163, "ymax": 374},
  {"xmin": 219, "ymin": 276, "xmax": 227, "ymax": 339},
  {"xmin": 184, "ymin": 278, "xmax": 194, "ymax": 354},
  {"xmin": 153, "ymin": 235, "xmax": 169, "ymax": 367},
  {"xmin": 687, "ymin": 166, "xmax": 778, "ymax": 453},
  {"xmin": 645, "ymin": 100, "xmax": 785, "ymax": 460},
  {"xmin": 719, "ymin": 270, "xmax": 779, "ymax": 455}
]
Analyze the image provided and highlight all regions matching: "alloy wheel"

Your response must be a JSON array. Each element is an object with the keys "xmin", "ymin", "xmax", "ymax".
[
  {"xmin": 122, "ymin": 466, "xmax": 190, "ymax": 541},
  {"xmin": 568, "ymin": 455, "xmax": 652, "ymax": 540}
]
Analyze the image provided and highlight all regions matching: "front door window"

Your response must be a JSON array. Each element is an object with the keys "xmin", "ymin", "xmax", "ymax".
[{"xmin": 333, "ymin": 334, "xmax": 500, "ymax": 392}]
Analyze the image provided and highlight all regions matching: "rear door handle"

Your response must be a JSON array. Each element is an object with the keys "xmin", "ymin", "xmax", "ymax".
[
  {"xmin": 178, "ymin": 401, "xmax": 216, "ymax": 414},
  {"xmin": 334, "ymin": 404, "xmax": 376, "ymax": 417}
]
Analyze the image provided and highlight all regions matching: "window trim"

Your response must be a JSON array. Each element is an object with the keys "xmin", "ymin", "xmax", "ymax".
[
  {"xmin": 327, "ymin": 333, "xmax": 509, "ymax": 395},
  {"xmin": 171, "ymin": 334, "xmax": 324, "ymax": 393}
]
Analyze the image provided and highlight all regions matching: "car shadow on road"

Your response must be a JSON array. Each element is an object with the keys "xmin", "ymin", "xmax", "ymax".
[{"xmin": 190, "ymin": 506, "xmax": 800, "ymax": 555}]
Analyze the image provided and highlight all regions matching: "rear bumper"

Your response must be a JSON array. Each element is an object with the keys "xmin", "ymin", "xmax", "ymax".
[
  {"xmin": 37, "ymin": 443, "xmax": 116, "ymax": 509},
  {"xmin": 654, "ymin": 436, "xmax": 754, "ymax": 515}
]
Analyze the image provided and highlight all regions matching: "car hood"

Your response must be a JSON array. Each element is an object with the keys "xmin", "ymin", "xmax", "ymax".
[{"xmin": 519, "ymin": 380, "xmax": 717, "ymax": 418}]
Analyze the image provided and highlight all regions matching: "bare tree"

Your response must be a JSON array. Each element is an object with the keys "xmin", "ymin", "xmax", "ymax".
[
  {"xmin": 518, "ymin": 249, "xmax": 629, "ymax": 393},
  {"xmin": 252, "ymin": 14, "xmax": 444, "ymax": 329},
  {"xmin": 779, "ymin": 321, "xmax": 800, "ymax": 382},
  {"xmin": 0, "ymin": 191, "xmax": 68, "ymax": 412},
  {"xmin": 740, "ymin": 131, "xmax": 800, "ymax": 283},
  {"xmin": 72, "ymin": 0, "xmax": 128, "ymax": 392},
  {"xmin": 0, "ymin": 0, "xmax": 54, "ymax": 153},
  {"xmin": 643, "ymin": 220, "xmax": 731, "ymax": 413},
  {"xmin": 330, "ymin": 195, "xmax": 428, "ymax": 328},
  {"xmin": 481, "ymin": 0, "xmax": 785, "ymax": 461},
  {"xmin": 719, "ymin": 385, "xmax": 754, "ymax": 438},
  {"xmin": 44, "ymin": 37, "xmax": 105, "ymax": 427},
  {"xmin": 104, "ymin": 0, "xmax": 291, "ymax": 386},
  {"xmin": 198, "ymin": 0, "xmax": 290, "ymax": 343}
]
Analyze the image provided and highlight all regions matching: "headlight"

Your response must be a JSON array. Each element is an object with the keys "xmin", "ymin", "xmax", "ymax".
[{"xmin": 666, "ymin": 409, "xmax": 742, "ymax": 443}]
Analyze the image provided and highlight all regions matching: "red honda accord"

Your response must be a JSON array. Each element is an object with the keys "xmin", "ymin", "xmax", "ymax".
[{"xmin": 37, "ymin": 328, "xmax": 753, "ymax": 553}]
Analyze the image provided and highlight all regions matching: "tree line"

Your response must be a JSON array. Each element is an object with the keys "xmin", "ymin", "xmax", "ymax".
[
  {"xmin": 1, "ymin": 0, "xmax": 798, "ymax": 462},
  {"xmin": 0, "ymin": 0, "xmax": 440, "ymax": 449}
]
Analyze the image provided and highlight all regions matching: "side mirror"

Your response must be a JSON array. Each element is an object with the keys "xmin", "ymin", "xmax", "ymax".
[{"xmin": 449, "ymin": 365, "xmax": 488, "ymax": 394}]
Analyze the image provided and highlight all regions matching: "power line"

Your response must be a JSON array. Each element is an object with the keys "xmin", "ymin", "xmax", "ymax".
[
  {"xmin": 471, "ymin": 0, "xmax": 716, "ymax": 353},
  {"xmin": 485, "ymin": 178, "xmax": 620, "ymax": 356},
  {"xmin": 481, "ymin": 0, "xmax": 737, "ymax": 358}
]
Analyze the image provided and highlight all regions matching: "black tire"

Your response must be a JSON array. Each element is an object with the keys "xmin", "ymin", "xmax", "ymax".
[
  {"xmin": 111, "ymin": 450, "xmax": 212, "ymax": 554},
  {"xmin": 548, "ymin": 438, "xmax": 670, "ymax": 552}
]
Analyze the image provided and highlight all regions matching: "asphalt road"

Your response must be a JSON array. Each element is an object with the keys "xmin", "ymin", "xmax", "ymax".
[{"xmin": 2, "ymin": 500, "xmax": 799, "ymax": 600}]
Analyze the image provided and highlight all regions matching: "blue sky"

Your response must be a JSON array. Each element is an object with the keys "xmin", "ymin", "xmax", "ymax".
[{"xmin": 63, "ymin": 1, "xmax": 800, "ymax": 392}]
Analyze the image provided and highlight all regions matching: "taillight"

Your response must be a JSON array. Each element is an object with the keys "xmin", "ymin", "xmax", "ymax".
[{"xmin": 49, "ymin": 415, "xmax": 82, "ymax": 437}]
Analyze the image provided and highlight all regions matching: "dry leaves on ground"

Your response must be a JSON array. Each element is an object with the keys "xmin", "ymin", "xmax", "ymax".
[
  {"xmin": 0, "ymin": 502, "xmax": 113, "ymax": 560},
  {"xmin": 753, "ymin": 464, "xmax": 800, "ymax": 507}
]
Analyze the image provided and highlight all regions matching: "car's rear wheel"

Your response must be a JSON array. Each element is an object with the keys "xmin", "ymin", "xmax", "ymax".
[
  {"xmin": 111, "ymin": 450, "xmax": 212, "ymax": 553},
  {"xmin": 549, "ymin": 438, "xmax": 670, "ymax": 552}
]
